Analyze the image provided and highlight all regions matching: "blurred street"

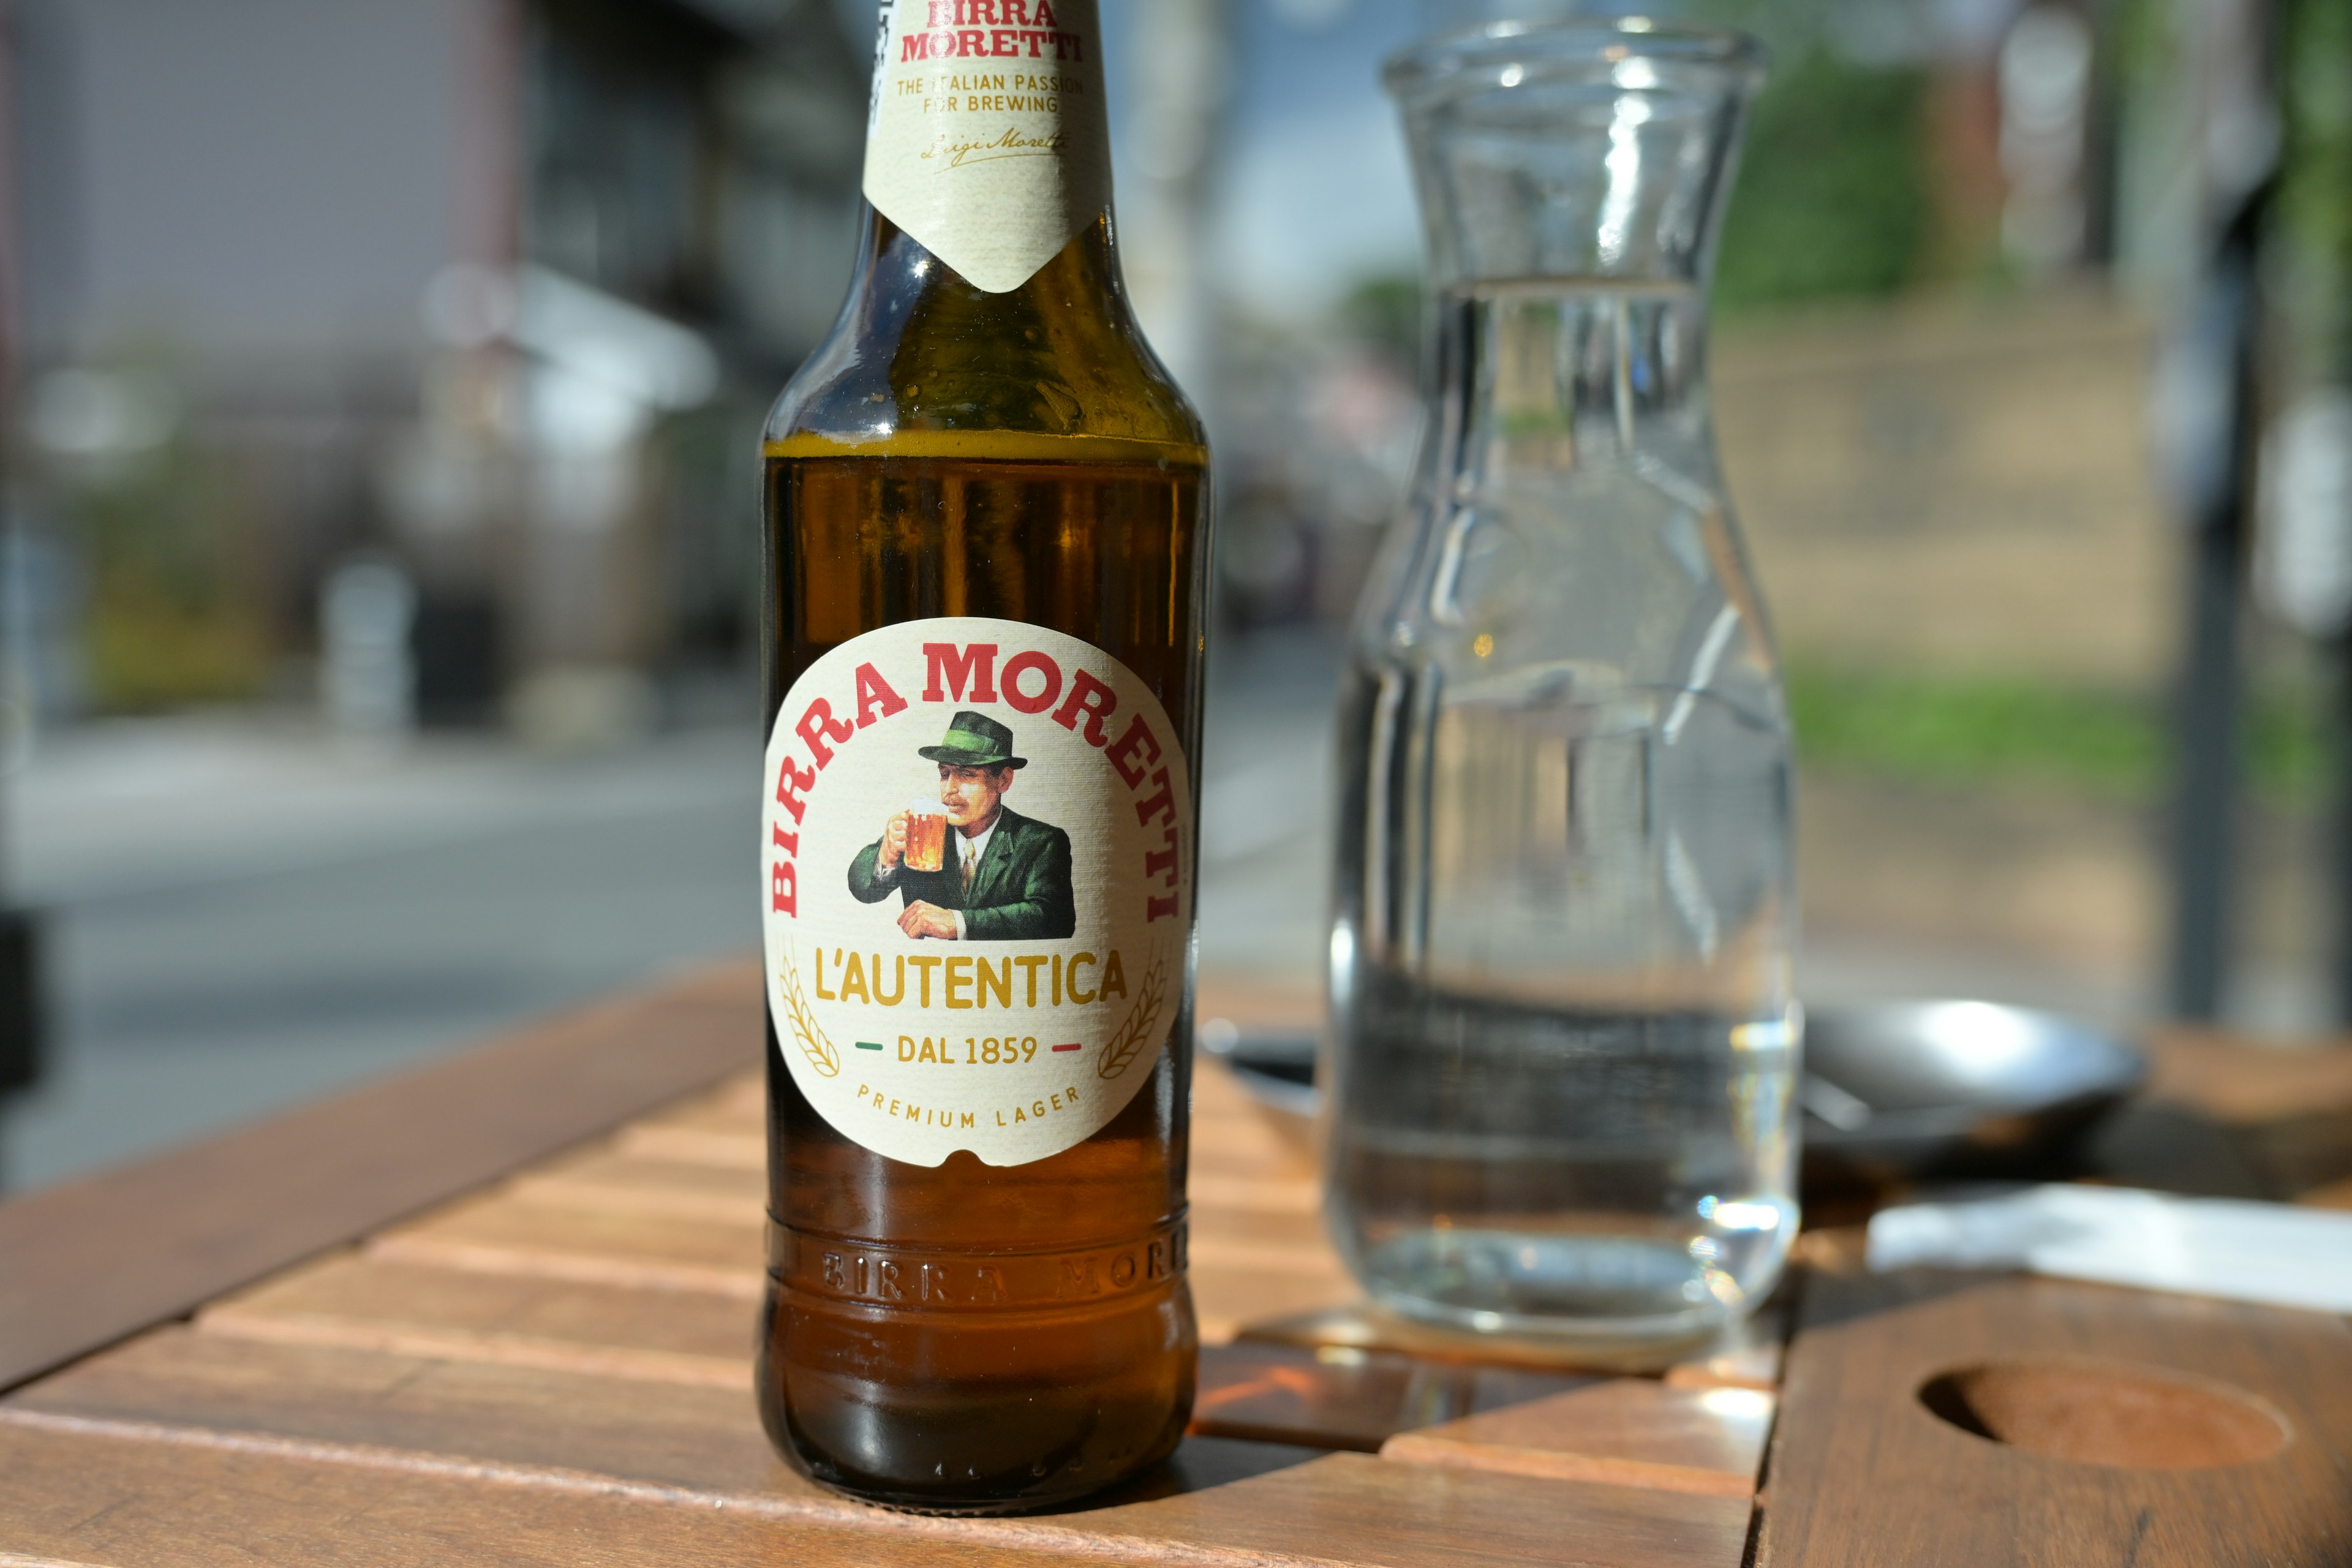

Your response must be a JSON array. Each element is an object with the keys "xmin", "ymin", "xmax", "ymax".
[
  {"xmin": 5, "ymin": 621, "xmax": 2201, "ymax": 1194},
  {"xmin": 2, "ymin": 718, "xmax": 756, "ymax": 1189},
  {"xmin": 0, "ymin": 635, "xmax": 1341, "ymax": 1191}
]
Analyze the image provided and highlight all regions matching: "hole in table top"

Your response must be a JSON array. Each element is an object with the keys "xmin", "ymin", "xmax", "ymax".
[{"xmin": 1917, "ymin": 1359, "xmax": 2290, "ymax": 1470}]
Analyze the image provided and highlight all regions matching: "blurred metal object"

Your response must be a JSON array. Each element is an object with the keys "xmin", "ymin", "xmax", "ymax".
[
  {"xmin": 1997, "ymin": 4, "xmax": 2096, "ymax": 276},
  {"xmin": 1199, "ymin": 1020, "xmax": 1319, "ymax": 1123},
  {"xmin": 2161, "ymin": 247, "xmax": 2259, "ymax": 1024},
  {"xmin": 0, "ymin": 590, "xmax": 41, "ymax": 1145},
  {"xmin": 1118, "ymin": 0, "xmax": 1228, "ymax": 398},
  {"xmin": 1801, "ymin": 1001, "xmax": 2146, "ymax": 1179},
  {"xmin": 0, "ymin": 908, "xmax": 40, "ymax": 1100},
  {"xmin": 2152, "ymin": 0, "xmax": 2280, "ymax": 1023},
  {"xmin": 2255, "ymin": 390, "xmax": 2352, "ymax": 637},
  {"xmin": 320, "ymin": 556, "xmax": 420, "ymax": 743},
  {"xmin": 0, "ymin": 0, "xmax": 47, "ymax": 1190}
]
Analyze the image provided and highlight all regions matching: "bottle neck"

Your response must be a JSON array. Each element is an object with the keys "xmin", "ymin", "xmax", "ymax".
[
  {"xmin": 766, "ymin": 202, "xmax": 1193, "ymax": 459},
  {"xmin": 765, "ymin": 0, "xmax": 1200, "ymax": 459},
  {"xmin": 851, "ymin": 206, "xmax": 1128, "ymax": 311}
]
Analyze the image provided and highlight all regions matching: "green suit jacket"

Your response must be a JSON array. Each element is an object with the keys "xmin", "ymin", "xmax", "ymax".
[{"xmin": 846, "ymin": 806, "xmax": 1076, "ymax": 941}]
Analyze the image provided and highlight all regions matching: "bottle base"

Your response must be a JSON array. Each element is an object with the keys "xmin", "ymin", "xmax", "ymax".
[
  {"xmin": 766, "ymin": 1395, "xmax": 1189, "ymax": 1515},
  {"xmin": 758, "ymin": 1275, "xmax": 1197, "ymax": 1515},
  {"xmin": 772, "ymin": 1427, "xmax": 1188, "ymax": 1517}
]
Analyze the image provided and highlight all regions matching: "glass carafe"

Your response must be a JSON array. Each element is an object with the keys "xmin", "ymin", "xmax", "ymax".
[{"xmin": 1324, "ymin": 20, "xmax": 1795, "ymax": 1352}]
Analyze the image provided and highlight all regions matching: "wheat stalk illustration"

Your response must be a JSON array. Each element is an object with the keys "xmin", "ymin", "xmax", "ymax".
[
  {"xmin": 1096, "ymin": 953, "xmax": 1169, "ymax": 1081},
  {"xmin": 777, "ymin": 949, "xmax": 840, "ymax": 1079}
]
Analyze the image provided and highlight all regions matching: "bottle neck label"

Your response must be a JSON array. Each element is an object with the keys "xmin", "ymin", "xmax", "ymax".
[
  {"xmin": 763, "ymin": 617, "xmax": 1192, "ymax": 1168},
  {"xmin": 862, "ymin": 0, "xmax": 1112, "ymax": 294}
]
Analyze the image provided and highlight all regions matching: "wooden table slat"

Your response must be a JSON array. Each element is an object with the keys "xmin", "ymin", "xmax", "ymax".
[
  {"xmin": 1755, "ymin": 1242, "xmax": 2352, "ymax": 1566},
  {"xmin": 6, "ymin": 1328, "xmax": 794, "ymax": 1496},
  {"xmin": 0, "ymin": 962, "xmax": 764, "ymax": 1395},
  {"xmin": 198, "ymin": 1254, "xmax": 756, "ymax": 1380},
  {"xmin": 366, "ymin": 1188, "xmax": 765, "ymax": 1293},
  {"xmin": 1050, "ymin": 1453, "xmax": 1753, "ymax": 1568},
  {"xmin": 1380, "ymin": 1378, "xmax": 1775, "ymax": 1499},
  {"xmin": 614, "ymin": 1125, "xmax": 766, "ymax": 1169},
  {"xmin": 0, "ymin": 1422, "xmax": 1088, "ymax": 1568}
]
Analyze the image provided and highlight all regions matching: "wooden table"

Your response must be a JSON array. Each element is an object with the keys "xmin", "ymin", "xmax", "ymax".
[{"xmin": 2, "ymin": 962, "xmax": 2349, "ymax": 1566}]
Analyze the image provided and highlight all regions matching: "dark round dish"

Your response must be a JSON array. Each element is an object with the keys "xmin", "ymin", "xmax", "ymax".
[{"xmin": 1800, "ymin": 1000, "xmax": 2146, "ymax": 1180}]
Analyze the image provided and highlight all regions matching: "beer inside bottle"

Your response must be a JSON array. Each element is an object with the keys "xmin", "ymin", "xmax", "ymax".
[{"xmin": 756, "ymin": 0, "xmax": 1207, "ymax": 1513}]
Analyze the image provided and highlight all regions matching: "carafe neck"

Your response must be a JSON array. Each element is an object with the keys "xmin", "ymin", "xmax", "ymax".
[
  {"xmin": 1431, "ymin": 281, "xmax": 1712, "ymax": 497},
  {"xmin": 1387, "ymin": 23, "xmax": 1762, "ymax": 292}
]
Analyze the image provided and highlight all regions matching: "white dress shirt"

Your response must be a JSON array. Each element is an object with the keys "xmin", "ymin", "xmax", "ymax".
[{"xmin": 948, "ymin": 817, "xmax": 997, "ymax": 940}]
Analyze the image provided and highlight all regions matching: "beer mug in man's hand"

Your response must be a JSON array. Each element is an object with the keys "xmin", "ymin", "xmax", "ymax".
[{"xmin": 903, "ymin": 799, "xmax": 949, "ymax": 873}]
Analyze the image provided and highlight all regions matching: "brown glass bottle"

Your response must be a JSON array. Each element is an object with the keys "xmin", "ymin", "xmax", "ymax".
[{"xmin": 754, "ymin": 15, "xmax": 1208, "ymax": 1512}]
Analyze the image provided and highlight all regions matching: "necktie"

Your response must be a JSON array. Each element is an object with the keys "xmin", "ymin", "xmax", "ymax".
[{"xmin": 960, "ymin": 840, "xmax": 978, "ymax": 897}]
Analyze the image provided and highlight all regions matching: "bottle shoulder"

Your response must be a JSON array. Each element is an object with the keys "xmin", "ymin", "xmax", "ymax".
[{"xmin": 764, "ymin": 217, "xmax": 1207, "ymax": 469}]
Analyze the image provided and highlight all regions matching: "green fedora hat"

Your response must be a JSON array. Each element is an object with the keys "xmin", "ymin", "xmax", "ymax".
[{"xmin": 918, "ymin": 710, "xmax": 1027, "ymax": 769}]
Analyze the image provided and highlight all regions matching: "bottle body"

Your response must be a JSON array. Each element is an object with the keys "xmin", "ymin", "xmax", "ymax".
[
  {"xmin": 758, "ymin": 2, "xmax": 1207, "ymax": 1506},
  {"xmin": 757, "ymin": 0, "xmax": 1207, "ymax": 1497},
  {"xmin": 760, "ymin": 432, "xmax": 1205, "ymax": 1510},
  {"xmin": 1325, "ymin": 26, "xmax": 1794, "ymax": 1352}
]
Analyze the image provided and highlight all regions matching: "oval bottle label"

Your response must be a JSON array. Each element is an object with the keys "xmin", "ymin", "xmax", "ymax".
[
  {"xmin": 861, "ymin": 0, "xmax": 1112, "ymax": 294},
  {"xmin": 763, "ymin": 618, "xmax": 1191, "ymax": 1167}
]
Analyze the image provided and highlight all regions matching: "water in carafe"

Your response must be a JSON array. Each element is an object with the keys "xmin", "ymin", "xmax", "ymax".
[{"xmin": 1325, "ymin": 25, "xmax": 1796, "ymax": 1351}]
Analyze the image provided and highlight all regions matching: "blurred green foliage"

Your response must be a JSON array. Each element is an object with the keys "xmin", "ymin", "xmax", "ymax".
[
  {"xmin": 1338, "ymin": 274, "xmax": 1422, "ymax": 370},
  {"xmin": 54, "ymin": 433, "xmax": 270, "ymax": 712},
  {"xmin": 2280, "ymin": 0, "xmax": 2352, "ymax": 378},
  {"xmin": 1787, "ymin": 661, "xmax": 2332, "ymax": 808},
  {"xmin": 1787, "ymin": 662, "xmax": 2160, "ymax": 795},
  {"xmin": 1713, "ymin": 50, "xmax": 1936, "ymax": 312}
]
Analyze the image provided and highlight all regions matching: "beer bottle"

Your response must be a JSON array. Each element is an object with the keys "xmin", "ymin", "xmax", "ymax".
[{"xmin": 756, "ymin": 0, "xmax": 1207, "ymax": 1513}]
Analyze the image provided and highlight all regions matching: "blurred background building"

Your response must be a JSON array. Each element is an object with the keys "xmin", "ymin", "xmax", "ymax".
[
  {"xmin": 3, "ymin": 0, "xmax": 2350, "ymax": 1191},
  {"xmin": 8, "ymin": 0, "xmax": 868, "ymax": 732}
]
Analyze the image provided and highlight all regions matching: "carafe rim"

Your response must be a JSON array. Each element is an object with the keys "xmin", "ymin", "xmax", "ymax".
[{"xmin": 1384, "ymin": 17, "xmax": 1766, "ymax": 104}]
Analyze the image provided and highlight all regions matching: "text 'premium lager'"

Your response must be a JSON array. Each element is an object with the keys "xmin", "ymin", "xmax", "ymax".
[{"xmin": 756, "ymin": 0, "xmax": 1209, "ymax": 1513}]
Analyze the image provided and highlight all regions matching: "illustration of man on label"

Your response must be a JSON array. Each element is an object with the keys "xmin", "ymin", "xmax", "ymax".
[{"xmin": 848, "ymin": 710, "xmax": 1077, "ymax": 940}]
